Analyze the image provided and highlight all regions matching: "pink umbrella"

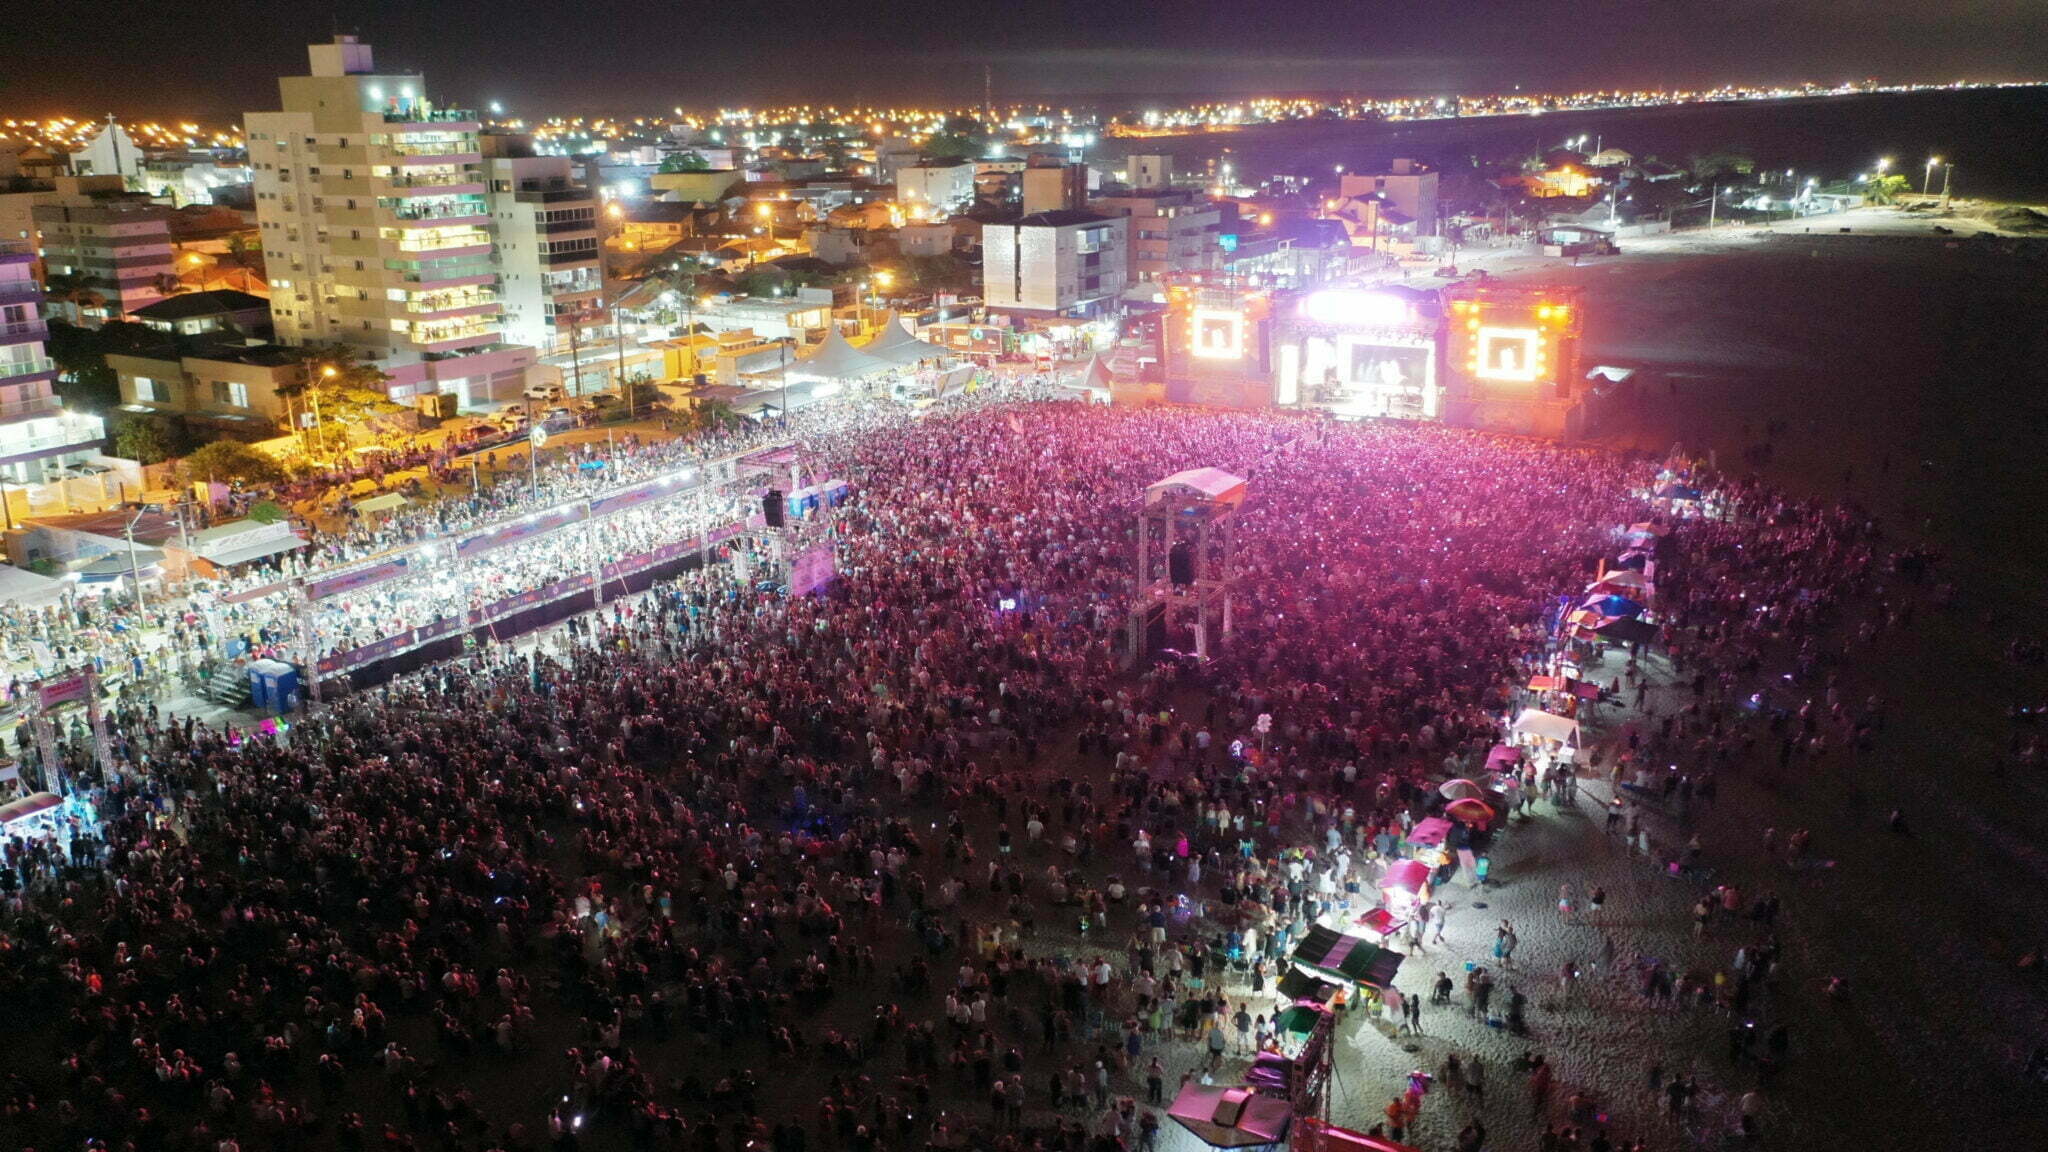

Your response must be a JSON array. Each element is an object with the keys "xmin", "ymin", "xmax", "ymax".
[{"xmin": 1445, "ymin": 798, "xmax": 1496, "ymax": 828}]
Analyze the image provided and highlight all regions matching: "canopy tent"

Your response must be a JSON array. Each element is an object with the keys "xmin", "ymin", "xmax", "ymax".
[
  {"xmin": 1058, "ymin": 354, "xmax": 1117, "ymax": 402},
  {"xmin": 1277, "ymin": 963, "xmax": 1343, "ymax": 1000},
  {"xmin": 1511, "ymin": 708, "xmax": 1579, "ymax": 745},
  {"xmin": 1596, "ymin": 617, "xmax": 1661, "ymax": 646},
  {"xmin": 1655, "ymin": 483, "xmax": 1704, "ymax": 500},
  {"xmin": 1380, "ymin": 858, "xmax": 1432, "ymax": 895},
  {"xmin": 1406, "ymin": 816, "xmax": 1453, "ymax": 847},
  {"xmin": 788, "ymin": 327, "xmax": 894, "ymax": 381},
  {"xmin": 184, "ymin": 518, "xmax": 310, "ymax": 569},
  {"xmin": 1275, "ymin": 968, "xmax": 1344, "ymax": 1005},
  {"xmin": 353, "ymin": 491, "xmax": 409, "ymax": 515},
  {"xmin": 0, "ymin": 562, "xmax": 65, "ymax": 608},
  {"xmin": 0, "ymin": 791, "xmax": 62, "ymax": 828},
  {"xmin": 1612, "ymin": 551, "xmax": 1651, "ymax": 571},
  {"xmin": 1291, "ymin": 924, "xmax": 1405, "ymax": 988},
  {"xmin": 1588, "ymin": 569, "xmax": 1649, "ymax": 590},
  {"xmin": 859, "ymin": 311, "xmax": 949, "ymax": 365},
  {"xmin": 75, "ymin": 546, "xmax": 165, "ymax": 584},
  {"xmin": 1167, "ymin": 1084, "xmax": 1293, "ymax": 1149},
  {"xmin": 1354, "ymin": 907, "xmax": 1408, "ymax": 941},
  {"xmin": 1628, "ymin": 521, "xmax": 1672, "ymax": 537},
  {"xmin": 1583, "ymin": 593, "xmax": 1646, "ymax": 618},
  {"xmin": 1485, "ymin": 744, "xmax": 1524, "ymax": 770}
]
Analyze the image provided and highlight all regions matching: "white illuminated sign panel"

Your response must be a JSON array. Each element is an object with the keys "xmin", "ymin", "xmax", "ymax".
[
  {"xmin": 1474, "ymin": 326, "xmax": 1544, "ymax": 382},
  {"xmin": 1190, "ymin": 308, "xmax": 1244, "ymax": 360}
]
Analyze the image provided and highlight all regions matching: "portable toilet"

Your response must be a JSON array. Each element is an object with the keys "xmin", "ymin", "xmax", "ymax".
[{"xmin": 246, "ymin": 659, "xmax": 301, "ymax": 713}]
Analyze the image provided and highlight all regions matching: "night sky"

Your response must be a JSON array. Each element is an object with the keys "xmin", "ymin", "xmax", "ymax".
[{"xmin": 18, "ymin": 0, "xmax": 2048, "ymax": 118}]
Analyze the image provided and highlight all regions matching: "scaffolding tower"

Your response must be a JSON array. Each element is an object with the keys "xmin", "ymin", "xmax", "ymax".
[{"xmin": 1127, "ymin": 467, "xmax": 1245, "ymax": 666}]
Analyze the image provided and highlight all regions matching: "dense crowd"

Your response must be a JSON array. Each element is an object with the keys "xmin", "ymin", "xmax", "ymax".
[{"xmin": 0, "ymin": 398, "xmax": 1897, "ymax": 1152}]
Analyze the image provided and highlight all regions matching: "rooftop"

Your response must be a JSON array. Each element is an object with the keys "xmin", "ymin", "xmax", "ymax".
[{"xmin": 130, "ymin": 289, "xmax": 270, "ymax": 321}]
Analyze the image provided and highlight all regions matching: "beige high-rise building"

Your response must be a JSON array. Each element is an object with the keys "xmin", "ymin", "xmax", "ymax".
[{"xmin": 245, "ymin": 36, "xmax": 534, "ymax": 409}]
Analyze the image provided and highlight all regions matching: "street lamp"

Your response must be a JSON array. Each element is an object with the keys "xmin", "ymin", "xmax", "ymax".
[{"xmin": 1923, "ymin": 157, "xmax": 1939, "ymax": 197}]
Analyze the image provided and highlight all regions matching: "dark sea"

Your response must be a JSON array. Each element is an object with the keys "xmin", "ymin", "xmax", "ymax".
[{"xmin": 1087, "ymin": 87, "xmax": 2048, "ymax": 201}]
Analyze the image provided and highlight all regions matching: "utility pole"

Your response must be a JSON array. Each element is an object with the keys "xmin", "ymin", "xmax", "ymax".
[
  {"xmin": 123, "ymin": 511, "xmax": 147, "ymax": 611},
  {"xmin": 1708, "ymin": 185, "xmax": 1718, "ymax": 230},
  {"xmin": 1940, "ymin": 164, "xmax": 1953, "ymax": 208}
]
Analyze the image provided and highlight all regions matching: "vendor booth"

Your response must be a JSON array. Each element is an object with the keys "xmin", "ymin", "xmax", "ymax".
[{"xmin": 1511, "ymin": 707, "xmax": 1579, "ymax": 746}]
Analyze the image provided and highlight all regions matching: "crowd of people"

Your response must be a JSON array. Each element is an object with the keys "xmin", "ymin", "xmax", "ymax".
[{"xmin": 0, "ymin": 393, "xmax": 1906, "ymax": 1152}]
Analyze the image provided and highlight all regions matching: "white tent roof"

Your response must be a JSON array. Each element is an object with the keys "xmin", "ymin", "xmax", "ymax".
[
  {"xmin": 1145, "ymin": 467, "xmax": 1248, "ymax": 508},
  {"xmin": 1510, "ymin": 708, "xmax": 1579, "ymax": 745},
  {"xmin": 0, "ymin": 563, "xmax": 64, "ymax": 608},
  {"xmin": 789, "ymin": 327, "xmax": 893, "ymax": 381},
  {"xmin": 1067, "ymin": 353, "xmax": 1115, "ymax": 392},
  {"xmin": 860, "ymin": 311, "xmax": 949, "ymax": 365}
]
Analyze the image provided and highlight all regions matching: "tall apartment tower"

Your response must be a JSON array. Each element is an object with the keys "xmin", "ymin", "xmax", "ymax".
[
  {"xmin": 479, "ymin": 133, "xmax": 601, "ymax": 356},
  {"xmin": 244, "ymin": 36, "xmax": 534, "ymax": 409},
  {"xmin": 0, "ymin": 245, "xmax": 110, "ymax": 484}
]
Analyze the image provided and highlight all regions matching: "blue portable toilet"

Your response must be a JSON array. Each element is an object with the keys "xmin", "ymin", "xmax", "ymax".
[{"xmin": 246, "ymin": 659, "xmax": 302, "ymax": 713}]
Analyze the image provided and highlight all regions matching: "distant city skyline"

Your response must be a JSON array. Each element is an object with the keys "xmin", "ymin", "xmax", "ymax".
[{"xmin": 14, "ymin": 0, "xmax": 2047, "ymax": 119}]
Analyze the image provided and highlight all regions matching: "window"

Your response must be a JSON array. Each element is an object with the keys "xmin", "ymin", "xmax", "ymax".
[
  {"xmin": 133, "ymin": 376, "xmax": 168, "ymax": 403},
  {"xmin": 210, "ymin": 379, "xmax": 251, "ymax": 408}
]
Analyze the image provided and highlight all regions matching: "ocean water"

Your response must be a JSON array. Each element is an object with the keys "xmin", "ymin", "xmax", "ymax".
[{"xmin": 1089, "ymin": 87, "xmax": 2048, "ymax": 202}]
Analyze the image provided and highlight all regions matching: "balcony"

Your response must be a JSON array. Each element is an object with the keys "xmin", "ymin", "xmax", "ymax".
[
  {"xmin": 0, "ymin": 393, "xmax": 64, "ymax": 421},
  {"xmin": 380, "ymin": 172, "xmax": 486, "ymax": 193},
  {"xmin": 388, "ymin": 139, "xmax": 483, "ymax": 165},
  {"xmin": 391, "ymin": 198, "xmax": 489, "ymax": 223},
  {"xmin": 0, "ymin": 319, "xmax": 49, "ymax": 346},
  {"xmin": 405, "ymin": 289, "xmax": 501, "ymax": 316},
  {"xmin": 389, "ymin": 227, "xmax": 493, "ymax": 256},
  {"xmin": 383, "ymin": 108, "xmax": 478, "ymax": 124},
  {"xmin": 0, "ymin": 410, "xmax": 106, "ymax": 465},
  {"xmin": 0, "ymin": 356, "xmax": 56, "ymax": 382}
]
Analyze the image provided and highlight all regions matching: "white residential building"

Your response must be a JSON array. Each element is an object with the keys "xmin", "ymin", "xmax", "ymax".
[
  {"xmin": 981, "ymin": 210, "xmax": 1127, "ymax": 317},
  {"xmin": 244, "ymin": 36, "xmax": 535, "ymax": 410},
  {"xmin": 481, "ymin": 137, "xmax": 601, "ymax": 355},
  {"xmin": 896, "ymin": 161, "xmax": 976, "ymax": 213}
]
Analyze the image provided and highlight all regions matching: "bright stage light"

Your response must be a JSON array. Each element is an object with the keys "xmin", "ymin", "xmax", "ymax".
[{"xmin": 1301, "ymin": 289, "xmax": 1411, "ymax": 327}]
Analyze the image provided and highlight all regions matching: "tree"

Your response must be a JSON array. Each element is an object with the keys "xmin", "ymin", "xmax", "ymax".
[
  {"xmin": 184, "ymin": 440, "xmax": 285, "ymax": 487},
  {"xmin": 660, "ymin": 151, "xmax": 710, "ymax": 173},
  {"xmin": 246, "ymin": 500, "xmax": 287, "ymax": 524},
  {"xmin": 283, "ymin": 345, "xmax": 396, "ymax": 456},
  {"xmin": 1862, "ymin": 173, "xmax": 1908, "ymax": 206},
  {"xmin": 1688, "ymin": 151, "xmax": 1756, "ymax": 185},
  {"xmin": 925, "ymin": 115, "xmax": 985, "ymax": 161},
  {"xmin": 113, "ymin": 415, "xmax": 173, "ymax": 464},
  {"xmin": 43, "ymin": 319, "xmax": 122, "ymax": 411}
]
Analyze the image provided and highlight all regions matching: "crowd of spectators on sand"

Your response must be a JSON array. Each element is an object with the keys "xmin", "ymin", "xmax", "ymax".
[{"xmin": 0, "ymin": 398, "xmax": 1897, "ymax": 1152}]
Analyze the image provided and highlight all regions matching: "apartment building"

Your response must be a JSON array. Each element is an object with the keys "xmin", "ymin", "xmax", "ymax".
[
  {"xmin": 1339, "ymin": 159, "xmax": 1440, "ymax": 236},
  {"xmin": 481, "ymin": 135, "xmax": 601, "ymax": 354},
  {"xmin": 981, "ymin": 210, "xmax": 1127, "ymax": 318},
  {"xmin": 244, "ymin": 36, "xmax": 534, "ymax": 410},
  {"xmin": 0, "ymin": 245, "xmax": 109, "ymax": 483},
  {"xmin": 1092, "ymin": 188, "xmax": 1220, "ymax": 289},
  {"xmin": 31, "ymin": 194, "xmax": 175, "ymax": 324}
]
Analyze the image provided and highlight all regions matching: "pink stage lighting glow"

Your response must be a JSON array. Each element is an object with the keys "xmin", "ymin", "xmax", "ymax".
[{"xmin": 1300, "ymin": 289, "xmax": 1411, "ymax": 327}]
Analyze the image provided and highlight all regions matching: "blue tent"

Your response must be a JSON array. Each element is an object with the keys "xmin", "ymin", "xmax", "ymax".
[{"xmin": 1584, "ymin": 594, "xmax": 1646, "ymax": 618}]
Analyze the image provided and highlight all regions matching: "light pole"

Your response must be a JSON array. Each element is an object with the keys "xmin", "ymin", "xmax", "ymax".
[
  {"xmin": 1939, "ymin": 163, "xmax": 1954, "ymax": 208},
  {"xmin": 1923, "ymin": 156, "xmax": 1939, "ymax": 197}
]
